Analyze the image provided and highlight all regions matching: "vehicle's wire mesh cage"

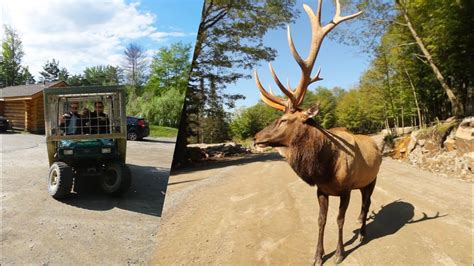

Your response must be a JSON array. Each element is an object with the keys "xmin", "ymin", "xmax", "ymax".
[{"xmin": 45, "ymin": 91, "xmax": 124, "ymax": 138}]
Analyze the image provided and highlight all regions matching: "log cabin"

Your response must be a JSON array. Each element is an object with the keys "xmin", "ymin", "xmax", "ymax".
[{"xmin": 0, "ymin": 81, "xmax": 68, "ymax": 133}]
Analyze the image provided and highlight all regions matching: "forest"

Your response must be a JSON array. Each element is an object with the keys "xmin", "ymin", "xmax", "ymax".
[
  {"xmin": 174, "ymin": 0, "xmax": 472, "ymax": 154},
  {"xmin": 0, "ymin": 25, "xmax": 191, "ymax": 133},
  {"xmin": 2, "ymin": 0, "xmax": 472, "ymax": 148}
]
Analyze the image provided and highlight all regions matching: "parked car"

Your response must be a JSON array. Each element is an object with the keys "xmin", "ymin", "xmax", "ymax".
[
  {"xmin": 0, "ymin": 116, "xmax": 10, "ymax": 132},
  {"xmin": 127, "ymin": 116, "xmax": 149, "ymax": 140}
]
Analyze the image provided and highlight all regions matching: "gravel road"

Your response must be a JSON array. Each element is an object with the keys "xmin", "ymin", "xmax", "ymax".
[
  {"xmin": 1, "ymin": 132, "xmax": 175, "ymax": 264},
  {"xmin": 153, "ymin": 153, "xmax": 473, "ymax": 265}
]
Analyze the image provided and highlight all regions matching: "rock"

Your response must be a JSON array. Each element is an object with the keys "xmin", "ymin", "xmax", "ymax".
[
  {"xmin": 186, "ymin": 147, "xmax": 206, "ymax": 162},
  {"xmin": 418, "ymin": 139, "xmax": 426, "ymax": 147},
  {"xmin": 407, "ymin": 136, "xmax": 418, "ymax": 153},
  {"xmin": 424, "ymin": 140, "xmax": 440, "ymax": 154},
  {"xmin": 443, "ymin": 137, "xmax": 456, "ymax": 152},
  {"xmin": 454, "ymin": 117, "xmax": 473, "ymax": 156}
]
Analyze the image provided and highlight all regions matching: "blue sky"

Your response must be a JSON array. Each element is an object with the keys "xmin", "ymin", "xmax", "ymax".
[
  {"xmin": 1, "ymin": 0, "xmax": 372, "ymax": 110},
  {"xmin": 226, "ymin": 0, "xmax": 372, "ymax": 109},
  {"xmin": 0, "ymin": 0, "xmax": 202, "ymax": 80}
]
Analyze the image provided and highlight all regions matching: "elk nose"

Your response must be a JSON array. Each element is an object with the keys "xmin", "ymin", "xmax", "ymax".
[{"xmin": 252, "ymin": 137, "xmax": 256, "ymax": 147}]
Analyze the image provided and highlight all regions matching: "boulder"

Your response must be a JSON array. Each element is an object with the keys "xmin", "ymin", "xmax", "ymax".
[
  {"xmin": 443, "ymin": 137, "xmax": 456, "ymax": 152},
  {"xmin": 454, "ymin": 117, "xmax": 473, "ymax": 156}
]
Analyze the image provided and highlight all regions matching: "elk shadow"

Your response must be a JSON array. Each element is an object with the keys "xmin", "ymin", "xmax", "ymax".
[
  {"xmin": 323, "ymin": 200, "xmax": 447, "ymax": 263},
  {"xmin": 61, "ymin": 164, "xmax": 170, "ymax": 217}
]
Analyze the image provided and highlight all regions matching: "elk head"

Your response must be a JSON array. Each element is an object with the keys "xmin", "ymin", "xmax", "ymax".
[{"xmin": 254, "ymin": 0, "xmax": 362, "ymax": 148}]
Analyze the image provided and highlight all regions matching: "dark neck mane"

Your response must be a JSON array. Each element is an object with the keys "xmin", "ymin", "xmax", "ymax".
[{"xmin": 287, "ymin": 120, "xmax": 336, "ymax": 186}]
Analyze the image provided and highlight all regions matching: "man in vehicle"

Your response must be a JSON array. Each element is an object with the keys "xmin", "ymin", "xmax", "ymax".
[
  {"xmin": 59, "ymin": 101, "xmax": 82, "ymax": 135},
  {"xmin": 90, "ymin": 101, "xmax": 110, "ymax": 134}
]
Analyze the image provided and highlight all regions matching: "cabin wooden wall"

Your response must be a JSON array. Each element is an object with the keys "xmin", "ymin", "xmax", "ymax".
[
  {"xmin": 0, "ymin": 101, "xmax": 4, "ymax": 115},
  {"xmin": 30, "ymin": 94, "xmax": 45, "ymax": 133},
  {"xmin": 4, "ymin": 100, "xmax": 26, "ymax": 130},
  {"xmin": 3, "ymin": 94, "xmax": 45, "ymax": 133}
]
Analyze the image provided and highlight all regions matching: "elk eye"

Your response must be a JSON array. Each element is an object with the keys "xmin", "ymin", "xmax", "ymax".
[{"xmin": 279, "ymin": 119, "xmax": 287, "ymax": 125}]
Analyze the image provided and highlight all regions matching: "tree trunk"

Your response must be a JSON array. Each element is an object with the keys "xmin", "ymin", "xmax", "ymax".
[
  {"xmin": 402, "ymin": 61, "xmax": 423, "ymax": 128},
  {"xmin": 401, "ymin": 6, "xmax": 464, "ymax": 116},
  {"xmin": 171, "ymin": 2, "xmax": 208, "ymax": 169}
]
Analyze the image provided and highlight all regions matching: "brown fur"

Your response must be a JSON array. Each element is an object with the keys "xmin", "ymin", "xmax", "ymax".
[
  {"xmin": 255, "ymin": 110, "xmax": 382, "ymax": 264},
  {"xmin": 255, "ymin": 114, "xmax": 381, "ymax": 195}
]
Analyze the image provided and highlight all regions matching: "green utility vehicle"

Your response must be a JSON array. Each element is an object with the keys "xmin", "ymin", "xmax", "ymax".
[{"xmin": 44, "ymin": 86, "xmax": 130, "ymax": 199}]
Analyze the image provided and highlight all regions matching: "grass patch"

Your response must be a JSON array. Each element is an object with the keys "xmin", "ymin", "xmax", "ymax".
[{"xmin": 149, "ymin": 125, "xmax": 178, "ymax": 138}]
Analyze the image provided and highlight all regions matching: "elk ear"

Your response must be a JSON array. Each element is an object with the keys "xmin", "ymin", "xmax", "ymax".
[{"xmin": 302, "ymin": 103, "xmax": 320, "ymax": 121}]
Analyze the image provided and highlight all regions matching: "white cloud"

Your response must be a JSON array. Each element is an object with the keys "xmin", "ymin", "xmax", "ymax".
[{"xmin": 0, "ymin": 0, "xmax": 188, "ymax": 80}]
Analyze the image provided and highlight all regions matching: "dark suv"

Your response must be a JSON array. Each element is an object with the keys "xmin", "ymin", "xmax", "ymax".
[
  {"xmin": 0, "ymin": 116, "xmax": 10, "ymax": 132},
  {"xmin": 126, "ymin": 116, "xmax": 149, "ymax": 140}
]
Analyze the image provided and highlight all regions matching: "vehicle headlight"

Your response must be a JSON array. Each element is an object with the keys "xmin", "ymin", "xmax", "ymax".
[
  {"xmin": 64, "ymin": 150, "xmax": 73, "ymax": 155},
  {"xmin": 101, "ymin": 148, "xmax": 112, "ymax": 154}
]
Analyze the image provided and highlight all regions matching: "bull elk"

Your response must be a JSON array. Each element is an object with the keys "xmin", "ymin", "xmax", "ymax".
[{"xmin": 253, "ymin": 1, "xmax": 382, "ymax": 265}]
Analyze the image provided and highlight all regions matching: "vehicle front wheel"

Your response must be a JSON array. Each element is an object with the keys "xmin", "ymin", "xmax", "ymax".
[
  {"xmin": 127, "ymin": 131, "xmax": 138, "ymax": 141},
  {"xmin": 48, "ymin": 162, "xmax": 73, "ymax": 199},
  {"xmin": 101, "ymin": 162, "xmax": 131, "ymax": 196}
]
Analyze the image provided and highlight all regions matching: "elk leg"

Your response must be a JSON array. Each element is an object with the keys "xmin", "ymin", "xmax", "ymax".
[
  {"xmin": 313, "ymin": 189, "xmax": 328, "ymax": 266},
  {"xmin": 359, "ymin": 179, "xmax": 376, "ymax": 242},
  {"xmin": 334, "ymin": 192, "xmax": 351, "ymax": 264}
]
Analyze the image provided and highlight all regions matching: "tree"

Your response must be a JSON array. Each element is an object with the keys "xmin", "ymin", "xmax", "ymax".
[
  {"xmin": 230, "ymin": 102, "xmax": 280, "ymax": 140},
  {"xmin": 20, "ymin": 66, "xmax": 35, "ymax": 84},
  {"xmin": 201, "ymin": 77, "xmax": 229, "ymax": 143},
  {"xmin": 173, "ymin": 0, "xmax": 299, "ymax": 166},
  {"xmin": 133, "ymin": 88, "xmax": 185, "ymax": 128},
  {"xmin": 58, "ymin": 67, "xmax": 69, "ymax": 81},
  {"xmin": 145, "ymin": 42, "xmax": 191, "ymax": 96},
  {"xmin": 397, "ymin": 0, "xmax": 464, "ymax": 116},
  {"xmin": 1, "ymin": 25, "xmax": 24, "ymax": 86},
  {"xmin": 123, "ymin": 43, "xmax": 147, "ymax": 89},
  {"xmin": 82, "ymin": 65, "xmax": 122, "ymax": 85},
  {"xmin": 39, "ymin": 58, "xmax": 70, "ymax": 83},
  {"xmin": 67, "ymin": 74, "xmax": 85, "ymax": 86},
  {"xmin": 337, "ymin": 0, "xmax": 472, "ymax": 117},
  {"xmin": 127, "ymin": 42, "xmax": 191, "ymax": 128}
]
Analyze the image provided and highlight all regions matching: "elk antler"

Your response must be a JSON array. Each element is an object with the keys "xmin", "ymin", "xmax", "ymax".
[{"xmin": 254, "ymin": 0, "xmax": 363, "ymax": 112}]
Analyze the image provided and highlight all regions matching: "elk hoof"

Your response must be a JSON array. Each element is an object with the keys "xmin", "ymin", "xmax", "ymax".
[
  {"xmin": 334, "ymin": 252, "xmax": 345, "ymax": 264},
  {"xmin": 312, "ymin": 258, "xmax": 323, "ymax": 266}
]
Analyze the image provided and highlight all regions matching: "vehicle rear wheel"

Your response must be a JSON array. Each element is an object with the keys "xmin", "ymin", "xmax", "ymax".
[
  {"xmin": 127, "ymin": 131, "xmax": 138, "ymax": 141},
  {"xmin": 101, "ymin": 162, "xmax": 131, "ymax": 196},
  {"xmin": 48, "ymin": 162, "xmax": 73, "ymax": 199}
]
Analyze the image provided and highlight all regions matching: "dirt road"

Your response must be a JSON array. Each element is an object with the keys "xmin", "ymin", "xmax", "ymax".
[
  {"xmin": 153, "ymin": 153, "xmax": 473, "ymax": 265},
  {"xmin": 1, "ymin": 133, "xmax": 175, "ymax": 264}
]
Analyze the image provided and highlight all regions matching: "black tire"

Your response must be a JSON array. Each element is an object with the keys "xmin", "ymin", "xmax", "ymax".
[
  {"xmin": 48, "ymin": 162, "xmax": 73, "ymax": 199},
  {"xmin": 100, "ymin": 162, "xmax": 131, "ymax": 196},
  {"xmin": 127, "ymin": 131, "xmax": 138, "ymax": 141}
]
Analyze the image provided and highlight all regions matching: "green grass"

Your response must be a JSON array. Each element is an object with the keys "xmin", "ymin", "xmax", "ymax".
[{"xmin": 149, "ymin": 125, "xmax": 178, "ymax": 138}]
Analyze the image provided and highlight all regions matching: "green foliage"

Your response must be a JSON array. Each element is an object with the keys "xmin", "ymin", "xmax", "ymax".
[
  {"xmin": 129, "ymin": 88, "xmax": 184, "ymax": 128},
  {"xmin": 145, "ymin": 42, "xmax": 191, "ymax": 96},
  {"xmin": 20, "ymin": 66, "xmax": 35, "ymax": 84},
  {"xmin": 1, "ymin": 25, "xmax": 25, "ymax": 86},
  {"xmin": 82, "ymin": 65, "xmax": 122, "ymax": 86},
  {"xmin": 66, "ymin": 74, "xmax": 84, "ymax": 86},
  {"xmin": 340, "ymin": 0, "xmax": 473, "ymax": 118},
  {"xmin": 303, "ymin": 87, "xmax": 338, "ymax": 128},
  {"xmin": 383, "ymin": 134, "xmax": 396, "ymax": 145},
  {"xmin": 39, "ymin": 58, "xmax": 70, "ymax": 82},
  {"xmin": 201, "ymin": 78, "xmax": 230, "ymax": 143},
  {"xmin": 149, "ymin": 125, "xmax": 178, "ymax": 138},
  {"xmin": 183, "ymin": 0, "xmax": 299, "ymax": 145},
  {"xmin": 230, "ymin": 102, "xmax": 280, "ymax": 140},
  {"xmin": 125, "ymin": 42, "xmax": 191, "ymax": 129}
]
